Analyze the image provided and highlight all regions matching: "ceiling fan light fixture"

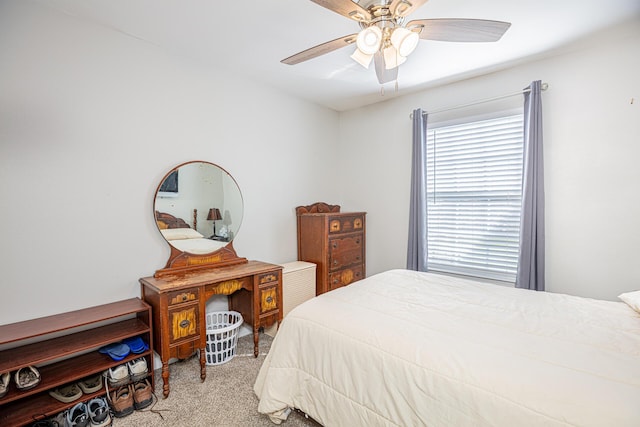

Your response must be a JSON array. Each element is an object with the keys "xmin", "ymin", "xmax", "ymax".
[
  {"xmin": 351, "ymin": 48, "xmax": 374, "ymax": 68},
  {"xmin": 383, "ymin": 46, "xmax": 407, "ymax": 70},
  {"xmin": 356, "ymin": 26, "xmax": 383, "ymax": 55},
  {"xmin": 391, "ymin": 27, "xmax": 420, "ymax": 57}
]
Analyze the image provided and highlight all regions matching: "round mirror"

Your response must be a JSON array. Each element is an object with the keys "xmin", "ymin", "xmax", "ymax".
[{"xmin": 154, "ymin": 161, "xmax": 243, "ymax": 256}]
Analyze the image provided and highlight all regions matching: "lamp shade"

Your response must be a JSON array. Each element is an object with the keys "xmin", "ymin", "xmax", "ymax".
[
  {"xmin": 207, "ymin": 208, "xmax": 222, "ymax": 221},
  {"xmin": 356, "ymin": 26, "xmax": 382, "ymax": 55},
  {"xmin": 390, "ymin": 27, "xmax": 419, "ymax": 57},
  {"xmin": 383, "ymin": 46, "xmax": 407, "ymax": 69},
  {"xmin": 351, "ymin": 48, "xmax": 374, "ymax": 68}
]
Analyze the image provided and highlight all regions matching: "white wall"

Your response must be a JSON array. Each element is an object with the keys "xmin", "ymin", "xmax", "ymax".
[
  {"xmin": 0, "ymin": 2, "xmax": 339, "ymax": 324},
  {"xmin": 338, "ymin": 17, "xmax": 640, "ymax": 300}
]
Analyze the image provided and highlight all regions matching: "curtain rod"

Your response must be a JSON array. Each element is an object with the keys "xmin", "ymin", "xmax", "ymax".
[{"xmin": 409, "ymin": 82, "xmax": 549, "ymax": 119}]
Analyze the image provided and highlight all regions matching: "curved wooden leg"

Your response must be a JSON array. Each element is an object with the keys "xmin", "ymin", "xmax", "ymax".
[
  {"xmin": 161, "ymin": 362, "xmax": 170, "ymax": 398},
  {"xmin": 200, "ymin": 348, "xmax": 207, "ymax": 381},
  {"xmin": 253, "ymin": 327, "xmax": 259, "ymax": 357}
]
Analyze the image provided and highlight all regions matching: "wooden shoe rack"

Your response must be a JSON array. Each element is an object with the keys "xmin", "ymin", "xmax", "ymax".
[{"xmin": 0, "ymin": 298, "xmax": 153, "ymax": 427}]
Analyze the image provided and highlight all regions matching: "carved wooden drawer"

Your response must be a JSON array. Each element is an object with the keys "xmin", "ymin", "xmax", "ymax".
[
  {"xmin": 258, "ymin": 270, "xmax": 280, "ymax": 285},
  {"xmin": 328, "ymin": 265, "xmax": 364, "ymax": 291},
  {"xmin": 260, "ymin": 286, "xmax": 279, "ymax": 314},
  {"xmin": 328, "ymin": 235, "xmax": 364, "ymax": 271},
  {"xmin": 328, "ymin": 214, "xmax": 365, "ymax": 234},
  {"xmin": 168, "ymin": 289, "xmax": 199, "ymax": 306},
  {"xmin": 168, "ymin": 303, "xmax": 199, "ymax": 344}
]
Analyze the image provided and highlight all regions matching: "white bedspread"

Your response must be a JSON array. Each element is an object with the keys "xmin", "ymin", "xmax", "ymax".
[{"xmin": 254, "ymin": 269, "xmax": 640, "ymax": 426}]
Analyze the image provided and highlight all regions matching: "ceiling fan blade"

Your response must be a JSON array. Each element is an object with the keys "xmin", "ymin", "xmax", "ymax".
[
  {"xmin": 281, "ymin": 34, "xmax": 358, "ymax": 65},
  {"xmin": 374, "ymin": 52, "xmax": 398, "ymax": 84},
  {"xmin": 406, "ymin": 18, "xmax": 511, "ymax": 42},
  {"xmin": 389, "ymin": 0, "xmax": 429, "ymax": 18},
  {"xmin": 310, "ymin": 0, "xmax": 372, "ymax": 22}
]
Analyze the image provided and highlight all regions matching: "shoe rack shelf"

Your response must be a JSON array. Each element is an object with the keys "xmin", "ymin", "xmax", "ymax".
[{"xmin": 0, "ymin": 298, "xmax": 154, "ymax": 427}]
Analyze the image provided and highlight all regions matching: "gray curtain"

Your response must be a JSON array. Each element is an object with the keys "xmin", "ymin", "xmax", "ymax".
[
  {"xmin": 407, "ymin": 109, "xmax": 428, "ymax": 271},
  {"xmin": 516, "ymin": 80, "xmax": 545, "ymax": 290}
]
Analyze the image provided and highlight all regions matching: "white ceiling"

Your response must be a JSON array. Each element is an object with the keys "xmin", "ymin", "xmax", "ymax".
[{"xmin": 40, "ymin": 0, "xmax": 640, "ymax": 111}]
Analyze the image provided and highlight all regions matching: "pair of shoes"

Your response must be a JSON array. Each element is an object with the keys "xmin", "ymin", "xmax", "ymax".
[
  {"xmin": 15, "ymin": 366, "xmax": 41, "ymax": 390},
  {"xmin": 132, "ymin": 379, "xmax": 153, "ymax": 410},
  {"xmin": 105, "ymin": 357, "xmax": 148, "ymax": 386},
  {"xmin": 0, "ymin": 371, "xmax": 9, "ymax": 398},
  {"xmin": 49, "ymin": 373, "xmax": 103, "ymax": 403},
  {"xmin": 87, "ymin": 397, "xmax": 112, "ymax": 427},
  {"xmin": 108, "ymin": 379, "xmax": 153, "ymax": 417},
  {"xmin": 98, "ymin": 343, "xmax": 130, "ymax": 361}
]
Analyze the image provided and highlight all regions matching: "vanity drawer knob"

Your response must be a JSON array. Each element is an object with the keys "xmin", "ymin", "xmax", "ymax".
[
  {"xmin": 266, "ymin": 296, "xmax": 273, "ymax": 304},
  {"xmin": 333, "ymin": 260, "xmax": 338, "ymax": 265},
  {"xmin": 181, "ymin": 294, "xmax": 188, "ymax": 302},
  {"xmin": 332, "ymin": 243, "xmax": 337, "ymax": 249},
  {"xmin": 179, "ymin": 319, "xmax": 191, "ymax": 329}
]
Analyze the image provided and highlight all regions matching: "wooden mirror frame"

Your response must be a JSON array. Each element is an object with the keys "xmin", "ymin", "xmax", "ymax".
[{"xmin": 153, "ymin": 161, "xmax": 247, "ymax": 277}]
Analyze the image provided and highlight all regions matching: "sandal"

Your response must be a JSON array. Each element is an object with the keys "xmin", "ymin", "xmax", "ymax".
[
  {"xmin": 15, "ymin": 366, "xmax": 41, "ymax": 390},
  {"xmin": 0, "ymin": 371, "xmax": 9, "ymax": 398},
  {"xmin": 78, "ymin": 373, "xmax": 103, "ymax": 394},
  {"xmin": 49, "ymin": 383, "xmax": 82, "ymax": 403}
]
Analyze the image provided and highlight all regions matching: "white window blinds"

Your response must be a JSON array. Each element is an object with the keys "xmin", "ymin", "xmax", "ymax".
[{"xmin": 426, "ymin": 114, "xmax": 524, "ymax": 282}]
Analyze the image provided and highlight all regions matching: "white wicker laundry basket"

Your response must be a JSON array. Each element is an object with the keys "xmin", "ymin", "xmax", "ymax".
[{"xmin": 205, "ymin": 311, "xmax": 243, "ymax": 366}]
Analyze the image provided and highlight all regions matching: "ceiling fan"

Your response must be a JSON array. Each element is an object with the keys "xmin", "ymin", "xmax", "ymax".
[{"xmin": 282, "ymin": 0, "xmax": 511, "ymax": 84}]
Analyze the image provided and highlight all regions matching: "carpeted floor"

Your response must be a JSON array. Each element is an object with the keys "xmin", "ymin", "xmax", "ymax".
[{"xmin": 112, "ymin": 333, "xmax": 319, "ymax": 427}]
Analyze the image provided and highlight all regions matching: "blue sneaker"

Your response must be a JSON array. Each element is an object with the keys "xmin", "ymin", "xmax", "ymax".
[
  {"xmin": 87, "ymin": 397, "xmax": 112, "ymax": 427},
  {"xmin": 66, "ymin": 402, "xmax": 90, "ymax": 427}
]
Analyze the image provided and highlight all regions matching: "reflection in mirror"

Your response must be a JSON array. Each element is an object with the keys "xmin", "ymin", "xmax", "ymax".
[{"xmin": 154, "ymin": 161, "xmax": 243, "ymax": 256}]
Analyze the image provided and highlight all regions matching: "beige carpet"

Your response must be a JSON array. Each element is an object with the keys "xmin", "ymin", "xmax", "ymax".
[{"xmin": 112, "ymin": 333, "xmax": 319, "ymax": 427}]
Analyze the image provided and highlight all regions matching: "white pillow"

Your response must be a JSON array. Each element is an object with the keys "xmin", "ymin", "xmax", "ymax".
[
  {"xmin": 618, "ymin": 290, "xmax": 640, "ymax": 314},
  {"xmin": 160, "ymin": 228, "xmax": 204, "ymax": 241}
]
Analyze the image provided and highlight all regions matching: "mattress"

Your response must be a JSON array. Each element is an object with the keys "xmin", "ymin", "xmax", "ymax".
[{"xmin": 254, "ymin": 269, "xmax": 640, "ymax": 426}]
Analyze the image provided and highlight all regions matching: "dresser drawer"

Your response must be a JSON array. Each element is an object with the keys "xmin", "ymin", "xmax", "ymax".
[
  {"xmin": 259, "ymin": 285, "xmax": 279, "ymax": 314},
  {"xmin": 258, "ymin": 270, "xmax": 280, "ymax": 285},
  {"xmin": 329, "ymin": 235, "xmax": 364, "ymax": 270},
  {"xmin": 328, "ymin": 265, "xmax": 364, "ymax": 291},
  {"xmin": 328, "ymin": 214, "xmax": 365, "ymax": 234},
  {"xmin": 168, "ymin": 289, "xmax": 199, "ymax": 306},
  {"xmin": 169, "ymin": 303, "xmax": 199, "ymax": 344}
]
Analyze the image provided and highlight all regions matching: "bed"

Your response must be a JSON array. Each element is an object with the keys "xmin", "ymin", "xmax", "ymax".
[
  {"xmin": 155, "ymin": 211, "xmax": 226, "ymax": 254},
  {"xmin": 254, "ymin": 269, "xmax": 640, "ymax": 426}
]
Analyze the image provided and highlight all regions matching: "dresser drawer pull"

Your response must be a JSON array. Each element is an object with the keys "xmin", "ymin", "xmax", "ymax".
[
  {"xmin": 266, "ymin": 296, "xmax": 273, "ymax": 304},
  {"xmin": 179, "ymin": 319, "xmax": 191, "ymax": 329},
  {"xmin": 182, "ymin": 294, "xmax": 188, "ymax": 302},
  {"xmin": 334, "ymin": 260, "xmax": 338, "ymax": 265},
  {"xmin": 356, "ymin": 239, "xmax": 360, "ymax": 244},
  {"xmin": 332, "ymin": 243, "xmax": 337, "ymax": 249}
]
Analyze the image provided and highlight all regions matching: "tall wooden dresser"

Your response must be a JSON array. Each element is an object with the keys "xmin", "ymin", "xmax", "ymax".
[{"xmin": 296, "ymin": 202, "xmax": 366, "ymax": 295}]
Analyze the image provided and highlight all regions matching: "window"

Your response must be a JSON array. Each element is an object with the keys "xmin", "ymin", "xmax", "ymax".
[{"xmin": 426, "ymin": 114, "xmax": 524, "ymax": 282}]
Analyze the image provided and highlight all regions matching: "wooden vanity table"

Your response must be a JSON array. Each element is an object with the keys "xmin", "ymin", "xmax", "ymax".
[
  {"xmin": 140, "ymin": 260, "xmax": 282, "ymax": 398},
  {"xmin": 143, "ymin": 161, "xmax": 283, "ymax": 398}
]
